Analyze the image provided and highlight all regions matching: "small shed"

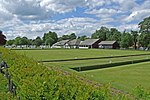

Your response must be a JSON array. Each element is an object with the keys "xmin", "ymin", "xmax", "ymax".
[
  {"xmin": 79, "ymin": 39, "xmax": 101, "ymax": 49},
  {"xmin": 99, "ymin": 41, "xmax": 119, "ymax": 49},
  {"xmin": 51, "ymin": 40, "xmax": 70, "ymax": 48},
  {"xmin": 66, "ymin": 39, "xmax": 81, "ymax": 48}
]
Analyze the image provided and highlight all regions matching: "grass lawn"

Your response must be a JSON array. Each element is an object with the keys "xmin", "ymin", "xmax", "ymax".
[
  {"xmin": 45, "ymin": 55, "xmax": 150, "ymax": 68},
  {"xmin": 81, "ymin": 62, "xmax": 150, "ymax": 93},
  {"xmin": 14, "ymin": 49, "xmax": 150, "ymax": 93},
  {"xmin": 14, "ymin": 49, "xmax": 149, "ymax": 61}
]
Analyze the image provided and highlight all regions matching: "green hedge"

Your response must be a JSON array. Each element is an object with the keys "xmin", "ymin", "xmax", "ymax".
[
  {"xmin": 0, "ymin": 47, "xmax": 131, "ymax": 99},
  {"xmin": 72, "ymin": 59, "xmax": 150, "ymax": 71}
]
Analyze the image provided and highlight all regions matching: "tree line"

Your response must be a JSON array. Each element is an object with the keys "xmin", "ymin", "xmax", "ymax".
[{"xmin": 1, "ymin": 16, "xmax": 150, "ymax": 49}]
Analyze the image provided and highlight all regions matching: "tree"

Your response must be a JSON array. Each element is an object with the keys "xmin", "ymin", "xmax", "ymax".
[
  {"xmin": 69, "ymin": 33, "xmax": 76, "ymax": 40},
  {"xmin": 33, "ymin": 36, "xmax": 43, "ymax": 46},
  {"xmin": 78, "ymin": 35, "xmax": 87, "ymax": 41},
  {"xmin": 58, "ymin": 35, "xmax": 70, "ymax": 41},
  {"xmin": 0, "ymin": 30, "xmax": 6, "ymax": 45},
  {"xmin": 14, "ymin": 37, "xmax": 32, "ymax": 45},
  {"xmin": 43, "ymin": 31, "xmax": 58, "ymax": 45},
  {"xmin": 120, "ymin": 32, "xmax": 133, "ymax": 48},
  {"xmin": 6, "ymin": 40, "xmax": 15, "ymax": 45},
  {"xmin": 21, "ymin": 37, "xmax": 30, "ymax": 45},
  {"xmin": 92, "ymin": 26, "xmax": 109, "ymax": 41},
  {"xmin": 45, "ymin": 37, "xmax": 54, "ymax": 46},
  {"xmin": 107, "ymin": 28, "xmax": 121, "ymax": 42},
  {"xmin": 58, "ymin": 33, "xmax": 77, "ymax": 41},
  {"xmin": 139, "ymin": 16, "xmax": 150, "ymax": 34},
  {"xmin": 14, "ymin": 37, "xmax": 22, "ymax": 45},
  {"xmin": 131, "ymin": 30, "xmax": 138, "ymax": 49},
  {"xmin": 138, "ymin": 33, "xmax": 150, "ymax": 47},
  {"xmin": 138, "ymin": 16, "xmax": 150, "ymax": 48}
]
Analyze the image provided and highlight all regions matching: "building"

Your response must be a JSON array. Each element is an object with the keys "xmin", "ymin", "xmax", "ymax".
[
  {"xmin": 66, "ymin": 39, "xmax": 81, "ymax": 48},
  {"xmin": 99, "ymin": 41, "xmax": 119, "ymax": 49},
  {"xmin": 79, "ymin": 39, "xmax": 101, "ymax": 49},
  {"xmin": 51, "ymin": 40, "xmax": 70, "ymax": 48}
]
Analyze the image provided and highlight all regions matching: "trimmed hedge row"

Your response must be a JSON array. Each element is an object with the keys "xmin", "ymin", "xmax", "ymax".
[
  {"xmin": 72, "ymin": 59, "xmax": 150, "ymax": 71},
  {"xmin": 0, "ymin": 47, "xmax": 130, "ymax": 99}
]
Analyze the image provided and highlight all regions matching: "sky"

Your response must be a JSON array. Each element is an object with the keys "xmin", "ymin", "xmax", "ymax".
[{"xmin": 0, "ymin": 0, "xmax": 150, "ymax": 40}]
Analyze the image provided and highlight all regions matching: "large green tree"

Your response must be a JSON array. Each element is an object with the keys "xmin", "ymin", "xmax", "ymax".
[
  {"xmin": 138, "ymin": 33, "xmax": 150, "ymax": 47},
  {"xmin": 131, "ymin": 30, "xmax": 138, "ymax": 49},
  {"xmin": 14, "ymin": 36, "xmax": 31, "ymax": 45},
  {"xmin": 43, "ymin": 31, "xmax": 58, "ymax": 46},
  {"xmin": 6, "ymin": 40, "xmax": 15, "ymax": 45},
  {"xmin": 107, "ymin": 28, "xmax": 121, "ymax": 42},
  {"xmin": 69, "ymin": 33, "xmax": 77, "ymax": 40},
  {"xmin": 14, "ymin": 37, "xmax": 22, "ymax": 45},
  {"xmin": 78, "ymin": 35, "xmax": 87, "ymax": 41},
  {"xmin": 120, "ymin": 32, "xmax": 133, "ymax": 48},
  {"xmin": 21, "ymin": 37, "xmax": 30, "ymax": 45},
  {"xmin": 138, "ymin": 16, "xmax": 150, "ymax": 47},
  {"xmin": 91, "ymin": 26, "xmax": 109, "ymax": 41},
  {"xmin": 33, "ymin": 36, "xmax": 43, "ymax": 46},
  {"xmin": 58, "ymin": 33, "xmax": 77, "ymax": 41},
  {"xmin": 139, "ymin": 16, "xmax": 150, "ymax": 33},
  {"xmin": 0, "ymin": 30, "xmax": 6, "ymax": 45}
]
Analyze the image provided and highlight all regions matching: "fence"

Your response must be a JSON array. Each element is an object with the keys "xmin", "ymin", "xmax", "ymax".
[{"xmin": 0, "ymin": 52, "xmax": 20, "ymax": 99}]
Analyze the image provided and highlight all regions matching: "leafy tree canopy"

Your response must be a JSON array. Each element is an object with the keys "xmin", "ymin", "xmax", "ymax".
[
  {"xmin": 43, "ymin": 31, "xmax": 58, "ymax": 45},
  {"xmin": 58, "ymin": 33, "xmax": 77, "ymax": 41},
  {"xmin": 120, "ymin": 32, "xmax": 133, "ymax": 48},
  {"xmin": 92, "ymin": 26, "xmax": 109, "ymax": 41},
  {"xmin": 139, "ymin": 16, "xmax": 150, "ymax": 33}
]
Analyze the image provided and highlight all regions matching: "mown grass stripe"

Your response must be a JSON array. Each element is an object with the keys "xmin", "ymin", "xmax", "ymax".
[{"xmin": 38, "ymin": 53, "xmax": 150, "ymax": 62}]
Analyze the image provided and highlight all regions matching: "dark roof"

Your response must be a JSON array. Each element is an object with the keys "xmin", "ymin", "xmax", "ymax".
[
  {"xmin": 80, "ymin": 39, "xmax": 100, "ymax": 45},
  {"xmin": 99, "ymin": 41, "xmax": 116, "ymax": 45},
  {"xmin": 67, "ymin": 39, "xmax": 80, "ymax": 46},
  {"xmin": 54, "ymin": 40, "xmax": 70, "ymax": 46}
]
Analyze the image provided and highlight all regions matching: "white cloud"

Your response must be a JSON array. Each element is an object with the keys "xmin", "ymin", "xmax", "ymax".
[
  {"xmin": 123, "ymin": 0, "xmax": 150, "ymax": 23},
  {"xmin": 0, "ymin": 0, "xmax": 149, "ymax": 40},
  {"xmin": 0, "ymin": 4, "xmax": 13, "ymax": 23},
  {"xmin": 124, "ymin": 9, "xmax": 150, "ymax": 22},
  {"xmin": 117, "ymin": 24, "xmax": 139, "ymax": 32},
  {"xmin": 85, "ymin": 8, "xmax": 118, "ymax": 18},
  {"xmin": 40, "ymin": 0, "xmax": 86, "ymax": 13}
]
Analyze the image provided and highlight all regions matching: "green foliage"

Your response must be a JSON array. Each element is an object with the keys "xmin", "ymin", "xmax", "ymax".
[
  {"xmin": 78, "ymin": 35, "xmax": 87, "ymax": 41},
  {"xmin": 14, "ymin": 36, "xmax": 31, "ymax": 45},
  {"xmin": 0, "ymin": 47, "xmax": 131, "ymax": 99},
  {"xmin": 130, "ymin": 30, "xmax": 138, "ymax": 49},
  {"xmin": 107, "ymin": 28, "xmax": 121, "ymax": 42},
  {"xmin": 138, "ymin": 16, "xmax": 150, "ymax": 48},
  {"xmin": 92, "ymin": 26, "xmax": 109, "ymax": 41},
  {"xmin": 0, "ymin": 69, "xmax": 15, "ymax": 99},
  {"xmin": 58, "ymin": 33, "xmax": 77, "ymax": 41},
  {"xmin": 43, "ymin": 31, "xmax": 58, "ymax": 46},
  {"xmin": 32, "ymin": 36, "xmax": 43, "ymax": 46},
  {"xmin": 139, "ymin": 16, "xmax": 150, "ymax": 33},
  {"xmin": 133, "ymin": 85, "xmax": 150, "ymax": 99},
  {"xmin": 6, "ymin": 39, "xmax": 15, "ymax": 45},
  {"xmin": 91, "ymin": 27, "xmax": 122, "ymax": 46},
  {"xmin": 120, "ymin": 32, "xmax": 133, "ymax": 48},
  {"xmin": 138, "ymin": 33, "xmax": 150, "ymax": 47},
  {"xmin": 70, "ymin": 33, "xmax": 77, "ymax": 40}
]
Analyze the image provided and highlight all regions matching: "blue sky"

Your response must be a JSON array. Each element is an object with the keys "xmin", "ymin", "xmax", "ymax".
[{"xmin": 0, "ymin": 0, "xmax": 150, "ymax": 40}]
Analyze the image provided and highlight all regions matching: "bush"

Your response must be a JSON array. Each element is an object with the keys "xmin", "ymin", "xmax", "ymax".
[{"xmin": 0, "ymin": 47, "xmax": 131, "ymax": 99}]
